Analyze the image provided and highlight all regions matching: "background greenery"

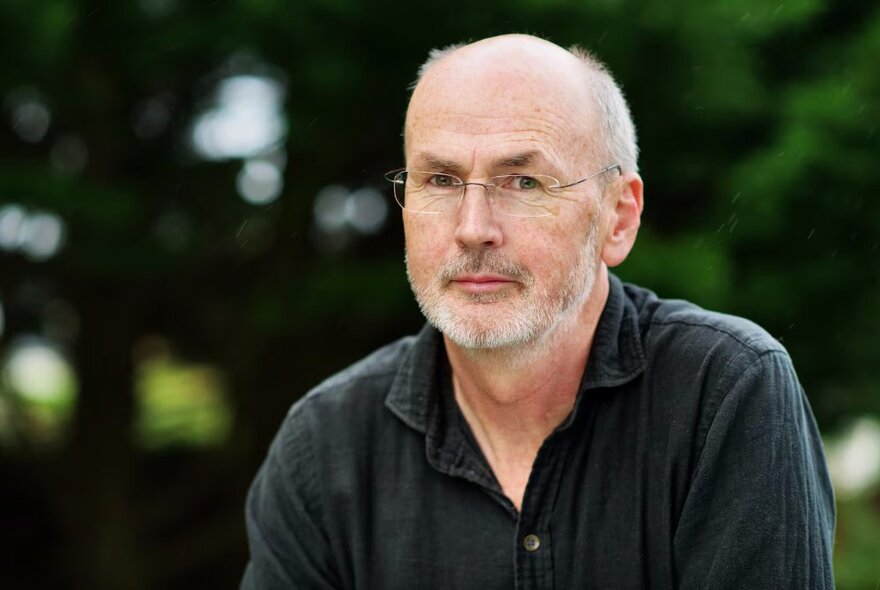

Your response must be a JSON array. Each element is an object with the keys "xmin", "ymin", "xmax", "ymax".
[{"xmin": 0, "ymin": 0, "xmax": 878, "ymax": 588}]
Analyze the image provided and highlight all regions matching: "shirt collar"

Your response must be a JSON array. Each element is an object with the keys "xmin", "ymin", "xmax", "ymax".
[
  {"xmin": 385, "ymin": 272, "xmax": 647, "ymax": 434},
  {"xmin": 581, "ymin": 272, "xmax": 647, "ymax": 390},
  {"xmin": 384, "ymin": 322, "xmax": 441, "ymax": 434}
]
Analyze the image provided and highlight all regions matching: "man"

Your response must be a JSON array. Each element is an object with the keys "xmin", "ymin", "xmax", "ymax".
[{"xmin": 241, "ymin": 34, "xmax": 835, "ymax": 589}]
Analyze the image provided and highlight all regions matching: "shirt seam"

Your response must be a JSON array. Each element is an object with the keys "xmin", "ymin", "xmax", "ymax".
[
  {"xmin": 647, "ymin": 318, "xmax": 784, "ymax": 354},
  {"xmin": 309, "ymin": 370, "xmax": 400, "ymax": 397}
]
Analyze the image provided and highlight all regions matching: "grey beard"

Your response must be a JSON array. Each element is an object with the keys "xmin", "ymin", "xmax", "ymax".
[{"xmin": 404, "ymin": 220, "xmax": 599, "ymax": 351}]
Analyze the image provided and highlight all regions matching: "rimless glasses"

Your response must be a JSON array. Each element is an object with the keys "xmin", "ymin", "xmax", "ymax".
[{"xmin": 384, "ymin": 164, "xmax": 621, "ymax": 218}]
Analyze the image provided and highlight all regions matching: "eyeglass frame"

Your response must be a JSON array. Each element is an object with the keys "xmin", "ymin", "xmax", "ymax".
[{"xmin": 383, "ymin": 163, "xmax": 622, "ymax": 217}]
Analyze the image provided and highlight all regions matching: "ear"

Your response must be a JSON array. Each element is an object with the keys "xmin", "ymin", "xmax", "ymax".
[{"xmin": 601, "ymin": 171, "xmax": 643, "ymax": 268}]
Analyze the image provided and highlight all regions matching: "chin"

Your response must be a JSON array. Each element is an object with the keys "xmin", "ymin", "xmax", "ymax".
[{"xmin": 423, "ymin": 298, "xmax": 547, "ymax": 350}]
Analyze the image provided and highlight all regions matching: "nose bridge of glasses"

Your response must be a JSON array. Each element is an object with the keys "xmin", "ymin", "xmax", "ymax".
[
  {"xmin": 460, "ymin": 180, "xmax": 497, "ymax": 197},
  {"xmin": 457, "ymin": 181, "xmax": 501, "ymax": 213},
  {"xmin": 454, "ymin": 180, "xmax": 501, "ymax": 225}
]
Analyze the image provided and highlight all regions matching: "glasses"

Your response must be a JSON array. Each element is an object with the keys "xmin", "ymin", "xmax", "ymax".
[{"xmin": 384, "ymin": 164, "xmax": 621, "ymax": 218}]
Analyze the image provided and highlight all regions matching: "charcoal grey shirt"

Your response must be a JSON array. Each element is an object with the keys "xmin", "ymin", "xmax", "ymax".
[{"xmin": 241, "ymin": 274, "xmax": 835, "ymax": 589}]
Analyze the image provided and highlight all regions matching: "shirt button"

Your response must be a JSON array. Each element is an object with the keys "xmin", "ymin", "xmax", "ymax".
[{"xmin": 523, "ymin": 534, "xmax": 541, "ymax": 552}]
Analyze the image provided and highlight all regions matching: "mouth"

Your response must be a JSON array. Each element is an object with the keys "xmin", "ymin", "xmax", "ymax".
[{"xmin": 449, "ymin": 274, "xmax": 518, "ymax": 294}]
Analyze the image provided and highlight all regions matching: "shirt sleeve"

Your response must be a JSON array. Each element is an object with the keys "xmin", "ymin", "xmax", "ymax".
[
  {"xmin": 672, "ymin": 350, "xmax": 836, "ymax": 589},
  {"xmin": 240, "ymin": 405, "xmax": 342, "ymax": 590}
]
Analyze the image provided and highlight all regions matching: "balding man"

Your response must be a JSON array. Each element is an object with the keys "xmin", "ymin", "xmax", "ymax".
[{"xmin": 241, "ymin": 35, "xmax": 835, "ymax": 589}]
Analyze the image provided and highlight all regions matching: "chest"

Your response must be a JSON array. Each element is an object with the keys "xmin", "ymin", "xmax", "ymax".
[{"xmin": 329, "ymin": 383, "xmax": 698, "ymax": 590}]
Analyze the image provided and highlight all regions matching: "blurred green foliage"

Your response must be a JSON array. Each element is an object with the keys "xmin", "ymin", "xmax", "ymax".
[
  {"xmin": 133, "ymin": 351, "xmax": 233, "ymax": 450},
  {"xmin": 834, "ymin": 491, "xmax": 880, "ymax": 589},
  {"xmin": 0, "ymin": 0, "xmax": 878, "ymax": 588}
]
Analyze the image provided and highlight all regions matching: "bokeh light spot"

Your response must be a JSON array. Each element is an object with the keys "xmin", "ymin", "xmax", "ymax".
[
  {"xmin": 0, "ymin": 337, "xmax": 78, "ymax": 447},
  {"xmin": 827, "ymin": 417, "xmax": 880, "ymax": 498},
  {"xmin": 3, "ymin": 340, "xmax": 76, "ymax": 404},
  {"xmin": 313, "ymin": 185, "xmax": 389, "ymax": 244},
  {"xmin": 5, "ymin": 88, "xmax": 51, "ymax": 143},
  {"xmin": 0, "ymin": 205, "xmax": 26, "ymax": 251},
  {"xmin": 191, "ymin": 75, "xmax": 287, "ymax": 161},
  {"xmin": 236, "ymin": 159, "xmax": 283, "ymax": 205},
  {"xmin": 347, "ymin": 187, "xmax": 388, "ymax": 234},
  {"xmin": 18, "ymin": 212, "xmax": 67, "ymax": 261},
  {"xmin": 314, "ymin": 185, "xmax": 350, "ymax": 232}
]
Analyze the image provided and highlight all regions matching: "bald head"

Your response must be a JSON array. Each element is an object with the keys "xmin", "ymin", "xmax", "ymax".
[
  {"xmin": 405, "ymin": 34, "xmax": 638, "ymax": 175},
  {"xmin": 413, "ymin": 34, "xmax": 583, "ymax": 89}
]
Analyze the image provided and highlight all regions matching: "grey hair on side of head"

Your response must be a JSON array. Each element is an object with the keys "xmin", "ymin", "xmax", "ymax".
[
  {"xmin": 567, "ymin": 45, "xmax": 639, "ymax": 175},
  {"xmin": 410, "ymin": 40, "xmax": 639, "ymax": 175}
]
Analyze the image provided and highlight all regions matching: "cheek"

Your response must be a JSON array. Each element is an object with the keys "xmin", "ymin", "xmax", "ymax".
[
  {"xmin": 524, "ymin": 217, "xmax": 594, "ymax": 277},
  {"xmin": 404, "ymin": 217, "xmax": 448, "ymax": 275},
  {"xmin": 512, "ymin": 233, "xmax": 568, "ymax": 285},
  {"xmin": 533, "ymin": 249, "xmax": 577, "ymax": 285}
]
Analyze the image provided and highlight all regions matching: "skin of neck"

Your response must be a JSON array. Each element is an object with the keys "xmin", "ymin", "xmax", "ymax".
[{"xmin": 444, "ymin": 264, "xmax": 610, "ymax": 466}]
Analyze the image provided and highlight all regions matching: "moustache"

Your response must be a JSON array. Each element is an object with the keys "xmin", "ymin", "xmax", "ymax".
[{"xmin": 437, "ymin": 250, "xmax": 533, "ymax": 285}]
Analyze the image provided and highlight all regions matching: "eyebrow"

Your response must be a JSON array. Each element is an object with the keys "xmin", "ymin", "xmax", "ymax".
[
  {"xmin": 494, "ymin": 151, "xmax": 539, "ymax": 168},
  {"xmin": 412, "ymin": 150, "xmax": 546, "ymax": 173},
  {"xmin": 412, "ymin": 152, "xmax": 460, "ymax": 171}
]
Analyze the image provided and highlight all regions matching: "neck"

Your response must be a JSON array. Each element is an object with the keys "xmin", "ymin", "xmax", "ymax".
[{"xmin": 444, "ymin": 267, "xmax": 610, "ymax": 467}]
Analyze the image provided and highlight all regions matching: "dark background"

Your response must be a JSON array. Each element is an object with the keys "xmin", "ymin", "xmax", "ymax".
[{"xmin": 0, "ymin": 0, "xmax": 878, "ymax": 588}]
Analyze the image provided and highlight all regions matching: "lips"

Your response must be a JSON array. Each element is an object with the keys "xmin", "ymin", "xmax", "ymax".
[{"xmin": 449, "ymin": 274, "xmax": 517, "ymax": 293}]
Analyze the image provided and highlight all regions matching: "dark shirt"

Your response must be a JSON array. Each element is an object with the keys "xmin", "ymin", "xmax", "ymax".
[{"xmin": 241, "ymin": 274, "xmax": 835, "ymax": 589}]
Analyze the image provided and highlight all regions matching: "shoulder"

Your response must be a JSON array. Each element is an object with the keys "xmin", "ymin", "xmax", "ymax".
[
  {"xmin": 621, "ymin": 282, "xmax": 806, "ymax": 447},
  {"xmin": 282, "ymin": 334, "xmax": 418, "ymax": 435},
  {"xmin": 625, "ymin": 281, "xmax": 787, "ymax": 369},
  {"xmin": 256, "ymin": 333, "xmax": 422, "ymax": 506},
  {"xmin": 620, "ymin": 281, "xmax": 802, "ymax": 431},
  {"xmin": 250, "ymin": 331, "xmax": 421, "ymax": 490},
  {"xmin": 243, "ymin": 338, "xmax": 423, "ymax": 588}
]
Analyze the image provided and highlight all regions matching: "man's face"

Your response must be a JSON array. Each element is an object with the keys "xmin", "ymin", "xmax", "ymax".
[{"xmin": 403, "ymin": 40, "xmax": 609, "ymax": 350}]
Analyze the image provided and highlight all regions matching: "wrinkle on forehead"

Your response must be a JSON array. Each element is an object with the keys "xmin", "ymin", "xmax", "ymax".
[
  {"xmin": 407, "ymin": 109, "xmax": 593, "ymax": 178},
  {"xmin": 408, "ymin": 77, "xmax": 592, "ymax": 135},
  {"xmin": 412, "ymin": 110, "xmax": 582, "ymax": 140},
  {"xmin": 409, "ymin": 134, "xmax": 573, "ymax": 178}
]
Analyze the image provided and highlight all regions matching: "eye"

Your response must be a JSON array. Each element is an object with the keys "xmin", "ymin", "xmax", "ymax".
[
  {"xmin": 513, "ymin": 176, "xmax": 540, "ymax": 190},
  {"xmin": 427, "ymin": 174, "xmax": 458, "ymax": 188},
  {"xmin": 497, "ymin": 175, "xmax": 543, "ymax": 191}
]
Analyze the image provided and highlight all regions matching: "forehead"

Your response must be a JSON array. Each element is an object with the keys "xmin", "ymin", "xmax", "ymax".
[
  {"xmin": 405, "ymin": 45, "xmax": 597, "ymax": 172},
  {"xmin": 407, "ymin": 118, "xmax": 571, "ymax": 176}
]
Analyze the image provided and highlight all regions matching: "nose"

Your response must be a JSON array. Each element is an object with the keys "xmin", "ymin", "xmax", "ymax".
[{"xmin": 453, "ymin": 184, "xmax": 503, "ymax": 250}]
